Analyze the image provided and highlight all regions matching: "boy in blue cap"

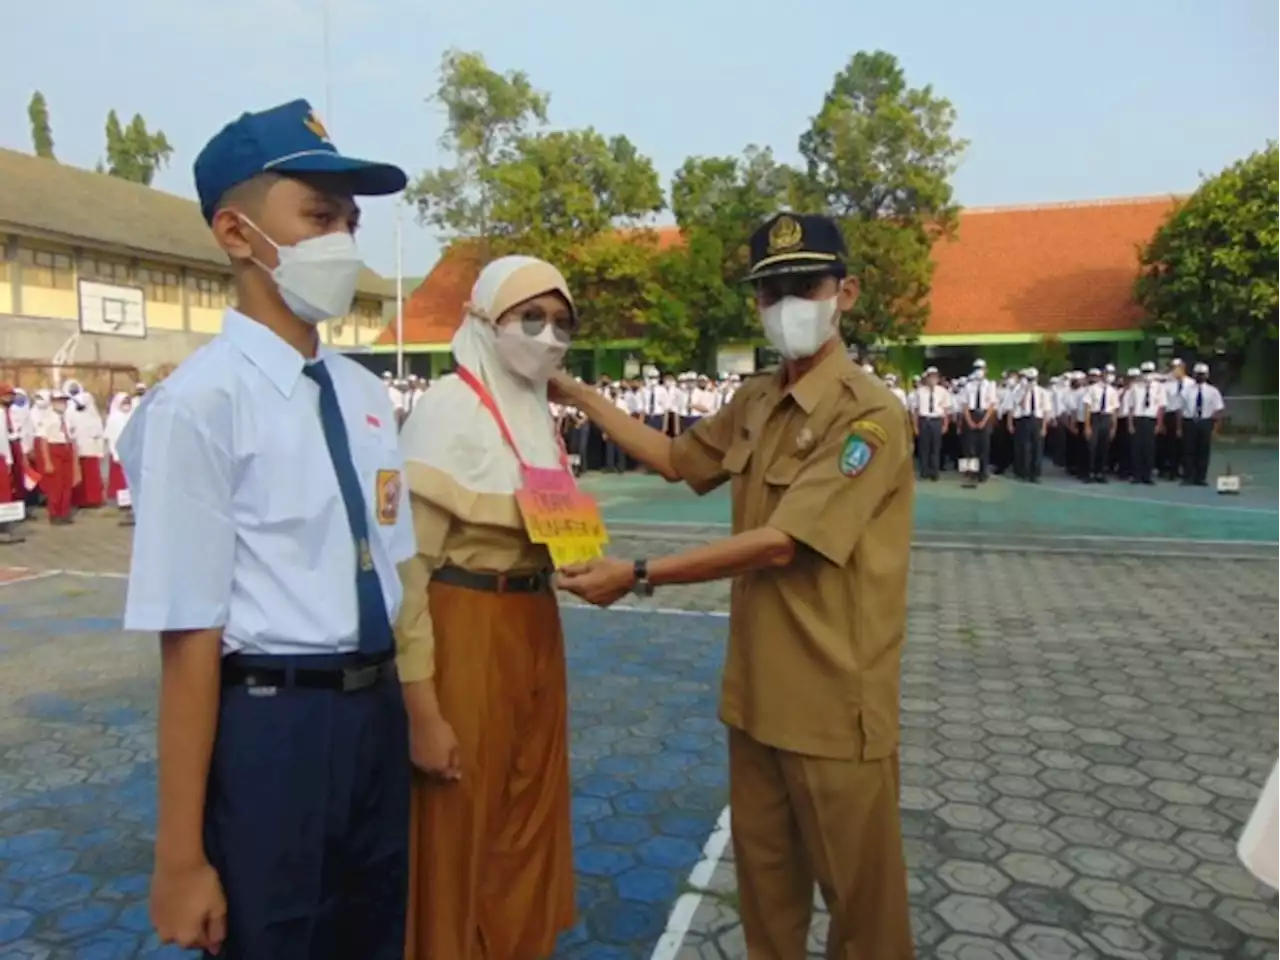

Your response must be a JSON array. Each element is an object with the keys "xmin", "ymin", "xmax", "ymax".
[{"xmin": 118, "ymin": 100, "xmax": 416, "ymax": 959}]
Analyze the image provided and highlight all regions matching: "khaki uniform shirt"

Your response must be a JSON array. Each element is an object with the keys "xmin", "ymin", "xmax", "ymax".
[
  {"xmin": 393, "ymin": 463, "xmax": 551, "ymax": 684},
  {"xmin": 670, "ymin": 349, "xmax": 914, "ymax": 760}
]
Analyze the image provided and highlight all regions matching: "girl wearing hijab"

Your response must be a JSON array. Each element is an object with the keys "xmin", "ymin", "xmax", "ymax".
[
  {"xmin": 395, "ymin": 255, "xmax": 577, "ymax": 960},
  {"xmin": 104, "ymin": 392, "xmax": 135, "ymax": 524},
  {"xmin": 64, "ymin": 380, "xmax": 107, "ymax": 508}
]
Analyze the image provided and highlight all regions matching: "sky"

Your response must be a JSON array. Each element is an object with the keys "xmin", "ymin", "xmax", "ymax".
[{"xmin": 1, "ymin": 0, "xmax": 1276, "ymax": 280}]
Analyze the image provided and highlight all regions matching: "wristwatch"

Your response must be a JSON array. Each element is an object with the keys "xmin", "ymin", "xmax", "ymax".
[{"xmin": 632, "ymin": 559, "xmax": 654, "ymax": 598}]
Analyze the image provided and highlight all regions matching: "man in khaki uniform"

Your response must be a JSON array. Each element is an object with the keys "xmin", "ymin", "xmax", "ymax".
[{"xmin": 555, "ymin": 213, "xmax": 915, "ymax": 959}]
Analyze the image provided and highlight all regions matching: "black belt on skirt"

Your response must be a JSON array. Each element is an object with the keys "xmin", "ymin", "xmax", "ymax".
[
  {"xmin": 431, "ymin": 565, "xmax": 552, "ymax": 595},
  {"xmin": 221, "ymin": 650, "xmax": 395, "ymax": 693}
]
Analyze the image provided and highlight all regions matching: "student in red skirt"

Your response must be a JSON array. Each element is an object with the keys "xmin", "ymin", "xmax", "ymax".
[
  {"xmin": 35, "ymin": 390, "xmax": 79, "ymax": 525},
  {"xmin": 66, "ymin": 381, "xmax": 107, "ymax": 509},
  {"xmin": 104, "ymin": 392, "xmax": 136, "ymax": 525},
  {"xmin": 0, "ymin": 384, "xmax": 24, "ymax": 543}
]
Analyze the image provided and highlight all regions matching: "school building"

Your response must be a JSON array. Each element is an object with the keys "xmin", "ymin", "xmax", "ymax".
[
  {"xmin": 372, "ymin": 195, "xmax": 1231, "ymax": 381},
  {"xmin": 0, "ymin": 147, "xmax": 394, "ymax": 378}
]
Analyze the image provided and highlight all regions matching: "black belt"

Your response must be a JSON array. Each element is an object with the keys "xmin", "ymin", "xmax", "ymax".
[
  {"xmin": 221, "ymin": 655, "xmax": 395, "ymax": 693},
  {"xmin": 431, "ymin": 565, "xmax": 552, "ymax": 594}
]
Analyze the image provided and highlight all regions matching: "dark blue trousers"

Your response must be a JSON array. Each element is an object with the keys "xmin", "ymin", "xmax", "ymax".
[{"xmin": 204, "ymin": 657, "xmax": 410, "ymax": 960}]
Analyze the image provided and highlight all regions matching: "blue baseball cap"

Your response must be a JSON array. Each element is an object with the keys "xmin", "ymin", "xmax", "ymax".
[{"xmin": 193, "ymin": 99, "xmax": 407, "ymax": 223}]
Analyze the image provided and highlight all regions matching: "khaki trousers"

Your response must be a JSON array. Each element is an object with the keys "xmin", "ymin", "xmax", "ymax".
[{"xmin": 728, "ymin": 727, "xmax": 914, "ymax": 960}]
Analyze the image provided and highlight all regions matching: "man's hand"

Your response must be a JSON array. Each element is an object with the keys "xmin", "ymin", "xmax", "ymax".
[
  {"xmin": 410, "ymin": 714, "xmax": 462, "ymax": 782},
  {"xmin": 547, "ymin": 370, "xmax": 579, "ymax": 406},
  {"xmin": 556, "ymin": 557, "xmax": 636, "ymax": 608},
  {"xmin": 151, "ymin": 859, "xmax": 227, "ymax": 954}
]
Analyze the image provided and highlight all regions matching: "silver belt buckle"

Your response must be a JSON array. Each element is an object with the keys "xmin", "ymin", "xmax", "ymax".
[{"xmin": 342, "ymin": 663, "xmax": 380, "ymax": 692}]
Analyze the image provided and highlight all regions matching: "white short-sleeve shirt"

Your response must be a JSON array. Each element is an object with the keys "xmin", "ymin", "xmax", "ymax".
[{"xmin": 119, "ymin": 309, "xmax": 414, "ymax": 656}]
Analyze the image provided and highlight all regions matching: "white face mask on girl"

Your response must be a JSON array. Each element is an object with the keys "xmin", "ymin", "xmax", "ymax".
[
  {"xmin": 760, "ymin": 296, "xmax": 838, "ymax": 361},
  {"xmin": 241, "ymin": 216, "xmax": 364, "ymax": 324},
  {"xmin": 494, "ymin": 321, "xmax": 569, "ymax": 383}
]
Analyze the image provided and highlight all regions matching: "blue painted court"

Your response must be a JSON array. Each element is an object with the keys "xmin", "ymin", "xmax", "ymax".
[{"xmin": 0, "ymin": 575, "xmax": 729, "ymax": 959}]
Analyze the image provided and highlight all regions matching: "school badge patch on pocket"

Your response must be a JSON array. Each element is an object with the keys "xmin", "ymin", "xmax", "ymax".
[{"xmin": 375, "ymin": 470, "xmax": 401, "ymax": 525}]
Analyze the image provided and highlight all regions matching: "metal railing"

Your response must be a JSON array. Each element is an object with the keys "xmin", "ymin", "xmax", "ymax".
[{"xmin": 1220, "ymin": 395, "xmax": 1278, "ymax": 438}]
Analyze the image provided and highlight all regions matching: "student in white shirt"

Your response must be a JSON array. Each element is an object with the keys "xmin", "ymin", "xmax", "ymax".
[
  {"xmin": 912, "ymin": 367, "xmax": 950, "ymax": 481},
  {"xmin": 1158, "ymin": 358, "xmax": 1189, "ymax": 479},
  {"xmin": 961, "ymin": 359, "xmax": 998, "ymax": 481},
  {"xmin": 1125, "ymin": 362, "xmax": 1164, "ymax": 485},
  {"xmin": 1011, "ymin": 368, "xmax": 1049, "ymax": 482},
  {"xmin": 1082, "ymin": 369, "xmax": 1120, "ymax": 483},
  {"xmin": 1178, "ymin": 362, "xmax": 1225, "ymax": 486}
]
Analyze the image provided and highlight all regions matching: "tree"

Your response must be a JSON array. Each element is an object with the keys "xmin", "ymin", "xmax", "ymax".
[
  {"xmin": 407, "ymin": 49, "xmax": 550, "ymax": 248},
  {"xmin": 794, "ymin": 50, "xmax": 967, "ymax": 349},
  {"xmin": 1136, "ymin": 144, "xmax": 1279, "ymax": 375},
  {"xmin": 28, "ymin": 91, "xmax": 54, "ymax": 159},
  {"xmin": 101, "ymin": 110, "xmax": 173, "ymax": 185},
  {"xmin": 483, "ymin": 130, "xmax": 665, "ymax": 340},
  {"xmin": 409, "ymin": 51, "xmax": 666, "ymax": 341},
  {"xmin": 648, "ymin": 147, "xmax": 793, "ymax": 369},
  {"xmin": 1027, "ymin": 334, "xmax": 1071, "ymax": 377}
]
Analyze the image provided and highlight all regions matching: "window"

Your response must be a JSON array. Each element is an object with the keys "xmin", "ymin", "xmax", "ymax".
[
  {"xmin": 137, "ymin": 264, "xmax": 181, "ymax": 304},
  {"xmin": 81, "ymin": 256, "xmax": 132, "ymax": 285},
  {"xmin": 18, "ymin": 246, "xmax": 74, "ymax": 290},
  {"xmin": 187, "ymin": 273, "xmax": 229, "ymax": 309},
  {"xmin": 351, "ymin": 298, "xmax": 384, "ymax": 329}
]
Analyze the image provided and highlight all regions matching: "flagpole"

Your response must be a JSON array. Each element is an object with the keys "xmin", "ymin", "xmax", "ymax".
[
  {"xmin": 322, "ymin": 0, "xmax": 333, "ymax": 123},
  {"xmin": 395, "ymin": 203, "xmax": 405, "ymax": 380}
]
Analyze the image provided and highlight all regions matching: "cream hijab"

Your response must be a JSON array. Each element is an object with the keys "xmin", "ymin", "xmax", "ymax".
[{"xmin": 400, "ymin": 255, "xmax": 574, "ymax": 495}]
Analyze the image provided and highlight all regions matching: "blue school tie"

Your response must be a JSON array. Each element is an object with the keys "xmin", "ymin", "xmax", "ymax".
[{"xmin": 304, "ymin": 361, "xmax": 393, "ymax": 656}]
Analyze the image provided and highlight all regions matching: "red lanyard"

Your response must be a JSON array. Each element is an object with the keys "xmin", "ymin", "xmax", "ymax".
[{"xmin": 455, "ymin": 366, "xmax": 569, "ymax": 471}]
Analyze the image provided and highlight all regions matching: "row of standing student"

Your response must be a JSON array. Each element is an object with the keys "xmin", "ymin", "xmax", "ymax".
[
  {"xmin": 0, "ymin": 384, "xmax": 139, "ymax": 529},
  {"xmin": 552, "ymin": 372, "xmax": 741, "ymax": 472},
  {"xmin": 903, "ymin": 359, "xmax": 1225, "ymax": 485}
]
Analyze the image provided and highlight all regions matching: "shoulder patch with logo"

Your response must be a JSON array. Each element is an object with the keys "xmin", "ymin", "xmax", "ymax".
[
  {"xmin": 850, "ymin": 418, "xmax": 888, "ymax": 447},
  {"xmin": 375, "ymin": 469, "xmax": 401, "ymax": 525},
  {"xmin": 839, "ymin": 434, "xmax": 875, "ymax": 477}
]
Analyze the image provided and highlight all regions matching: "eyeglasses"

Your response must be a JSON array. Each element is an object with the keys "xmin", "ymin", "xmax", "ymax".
[
  {"xmin": 755, "ymin": 273, "xmax": 835, "ymax": 304},
  {"xmin": 515, "ymin": 306, "xmax": 577, "ymax": 342}
]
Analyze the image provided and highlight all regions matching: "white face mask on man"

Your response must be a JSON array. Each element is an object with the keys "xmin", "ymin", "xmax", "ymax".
[
  {"xmin": 493, "ymin": 321, "xmax": 568, "ymax": 383},
  {"xmin": 241, "ymin": 216, "xmax": 364, "ymax": 324},
  {"xmin": 760, "ymin": 295, "xmax": 838, "ymax": 361}
]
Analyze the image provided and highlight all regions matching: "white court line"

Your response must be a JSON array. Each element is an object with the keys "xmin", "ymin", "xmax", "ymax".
[
  {"xmin": 0, "ymin": 568, "xmax": 64, "ymax": 588},
  {"xmin": 650, "ymin": 806, "xmax": 733, "ymax": 960},
  {"xmin": 59, "ymin": 569, "xmax": 128, "ymax": 580},
  {"xmin": 1026, "ymin": 477, "xmax": 1279, "ymax": 515}
]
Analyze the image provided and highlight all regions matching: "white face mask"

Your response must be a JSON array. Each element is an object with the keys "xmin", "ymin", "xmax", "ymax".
[
  {"xmin": 493, "ymin": 320, "xmax": 568, "ymax": 383},
  {"xmin": 242, "ymin": 217, "xmax": 363, "ymax": 324},
  {"xmin": 760, "ymin": 296, "xmax": 838, "ymax": 361}
]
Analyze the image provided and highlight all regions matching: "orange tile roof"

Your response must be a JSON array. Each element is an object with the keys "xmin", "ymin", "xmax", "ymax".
[
  {"xmin": 928, "ymin": 196, "xmax": 1179, "ymax": 336},
  {"xmin": 380, "ymin": 199, "xmax": 1179, "ymax": 346},
  {"xmin": 375, "ymin": 241, "xmax": 483, "ymax": 346},
  {"xmin": 378, "ymin": 225, "xmax": 683, "ymax": 347}
]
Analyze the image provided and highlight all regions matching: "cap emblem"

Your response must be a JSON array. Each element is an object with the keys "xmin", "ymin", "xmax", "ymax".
[
  {"xmin": 304, "ymin": 111, "xmax": 332, "ymax": 143},
  {"xmin": 767, "ymin": 215, "xmax": 803, "ymax": 254}
]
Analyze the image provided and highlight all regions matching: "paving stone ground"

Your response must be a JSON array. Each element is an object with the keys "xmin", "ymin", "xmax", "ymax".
[{"xmin": 1, "ymin": 511, "xmax": 1278, "ymax": 959}]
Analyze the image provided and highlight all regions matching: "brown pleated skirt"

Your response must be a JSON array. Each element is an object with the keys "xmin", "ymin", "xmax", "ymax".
[{"xmin": 405, "ymin": 580, "xmax": 576, "ymax": 960}]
